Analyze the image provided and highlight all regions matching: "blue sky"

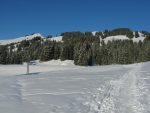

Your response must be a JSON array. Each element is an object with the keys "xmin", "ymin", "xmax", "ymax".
[{"xmin": 0, "ymin": 0, "xmax": 150, "ymax": 39}]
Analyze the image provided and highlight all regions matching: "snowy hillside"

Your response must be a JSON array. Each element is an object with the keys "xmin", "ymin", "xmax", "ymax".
[
  {"xmin": 103, "ymin": 34, "xmax": 145, "ymax": 43},
  {"xmin": 0, "ymin": 61, "xmax": 150, "ymax": 113},
  {"xmin": 0, "ymin": 33, "xmax": 44, "ymax": 45},
  {"xmin": 0, "ymin": 31, "xmax": 146, "ymax": 45},
  {"xmin": 0, "ymin": 34, "xmax": 62, "ymax": 46}
]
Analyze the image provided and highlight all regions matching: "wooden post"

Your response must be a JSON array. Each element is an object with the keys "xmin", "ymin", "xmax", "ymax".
[
  {"xmin": 26, "ymin": 47, "xmax": 30, "ymax": 75},
  {"xmin": 27, "ymin": 61, "xmax": 29, "ymax": 74}
]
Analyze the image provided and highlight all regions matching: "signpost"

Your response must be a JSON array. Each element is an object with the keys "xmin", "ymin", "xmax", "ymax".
[
  {"xmin": 27, "ymin": 61, "xmax": 29, "ymax": 74},
  {"xmin": 26, "ymin": 52, "xmax": 30, "ymax": 74}
]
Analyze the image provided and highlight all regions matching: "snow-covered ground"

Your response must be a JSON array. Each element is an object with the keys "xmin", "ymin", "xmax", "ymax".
[{"xmin": 0, "ymin": 61, "xmax": 150, "ymax": 113}]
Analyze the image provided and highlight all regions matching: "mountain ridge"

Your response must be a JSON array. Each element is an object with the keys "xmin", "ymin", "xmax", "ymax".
[
  {"xmin": 0, "ymin": 33, "xmax": 44, "ymax": 45},
  {"xmin": 0, "ymin": 29, "xmax": 149, "ymax": 45}
]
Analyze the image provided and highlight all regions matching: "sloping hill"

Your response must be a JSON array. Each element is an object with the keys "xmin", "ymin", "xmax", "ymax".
[{"xmin": 0, "ymin": 33, "xmax": 44, "ymax": 45}]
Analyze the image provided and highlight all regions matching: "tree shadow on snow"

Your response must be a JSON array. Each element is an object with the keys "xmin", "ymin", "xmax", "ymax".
[{"xmin": 16, "ymin": 72, "xmax": 41, "ymax": 76}]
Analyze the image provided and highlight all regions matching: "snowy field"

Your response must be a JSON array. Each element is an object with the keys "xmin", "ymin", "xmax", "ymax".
[{"xmin": 0, "ymin": 60, "xmax": 150, "ymax": 113}]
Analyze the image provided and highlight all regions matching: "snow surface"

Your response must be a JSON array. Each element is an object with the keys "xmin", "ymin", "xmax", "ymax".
[
  {"xmin": 50, "ymin": 36, "xmax": 63, "ymax": 42},
  {"xmin": 40, "ymin": 59, "xmax": 74, "ymax": 66},
  {"xmin": 0, "ymin": 33, "xmax": 44, "ymax": 45},
  {"xmin": 0, "ymin": 60, "xmax": 150, "ymax": 113},
  {"xmin": 92, "ymin": 31, "xmax": 97, "ymax": 36},
  {"xmin": 102, "ymin": 35, "xmax": 145, "ymax": 43}
]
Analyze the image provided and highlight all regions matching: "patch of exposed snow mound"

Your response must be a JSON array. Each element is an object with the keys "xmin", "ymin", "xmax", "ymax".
[
  {"xmin": 41, "ymin": 59, "xmax": 74, "ymax": 66},
  {"xmin": 0, "ymin": 33, "xmax": 44, "ymax": 45}
]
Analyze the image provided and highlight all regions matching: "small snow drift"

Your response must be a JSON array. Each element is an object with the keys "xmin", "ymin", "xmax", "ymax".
[{"xmin": 39, "ymin": 59, "xmax": 74, "ymax": 66}]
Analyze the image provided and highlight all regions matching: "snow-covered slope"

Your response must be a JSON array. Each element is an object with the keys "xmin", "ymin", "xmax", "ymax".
[
  {"xmin": 50, "ymin": 32, "xmax": 146, "ymax": 43},
  {"xmin": 92, "ymin": 31, "xmax": 97, "ymax": 36},
  {"xmin": 51, "ymin": 32, "xmax": 146, "ymax": 43},
  {"xmin": 132, "ymin": 32, "xmax": 145, "ymax": 42},
  {"xmin": 103, "ymin": 35, "xmax": 129, "ymax": 43},
  {"xmin": 0, "ymin": 31, "xmax": 146, "ymax": 45},
  {"xmin": 0, "ymin": 62, "xmax": 150, "ymax": 113},
  {"xmin": 50, "ymin": 36, "xmax": 63, "ymax": 42},
  {"xmin": 0, "ymin": 33, "xmax": 44, "ymax": 45},
  {"xmin": 0, "ymin": 34, "xmax": 63, "ymax": 45},
  {"xmin": 102, "ymin": 34, "xmax": 145, "ymax": 43}
]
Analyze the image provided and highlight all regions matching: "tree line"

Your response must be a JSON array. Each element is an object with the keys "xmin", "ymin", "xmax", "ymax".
[{"xmin": 0, "ymin": 28, "xmax": 150, "ymax": 65}]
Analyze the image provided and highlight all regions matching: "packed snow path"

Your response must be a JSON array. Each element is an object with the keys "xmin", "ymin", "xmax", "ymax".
[
  {"xmin": 0, "ymin": 62, "xmax": 149, "ymax": 113},
  {"xmin": 85, "ymin": 63, "xmax": 149, "ymax": 113}
]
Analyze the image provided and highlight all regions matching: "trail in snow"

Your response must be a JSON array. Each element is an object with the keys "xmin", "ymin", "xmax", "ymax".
[{"xmin": 85, "ymin": 63, "xmax": 149, "ymax": 113}]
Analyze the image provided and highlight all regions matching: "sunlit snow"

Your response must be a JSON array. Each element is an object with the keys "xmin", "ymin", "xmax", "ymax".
[{"xmin": 0, "ymin": 60, "xmax": 149, "ymax": 113}]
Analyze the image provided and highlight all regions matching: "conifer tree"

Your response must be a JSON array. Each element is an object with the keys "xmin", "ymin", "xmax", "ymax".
[{"xmin": 40, "ymin": 46, "xmax": 51, "ymax": 61}]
